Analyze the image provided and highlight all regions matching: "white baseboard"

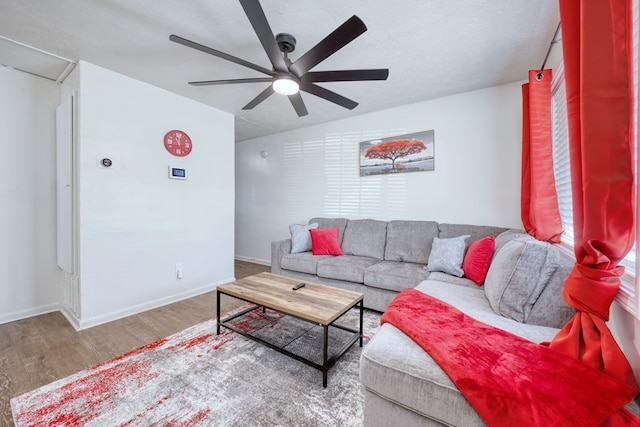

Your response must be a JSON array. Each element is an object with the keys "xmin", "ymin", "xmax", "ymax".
[
  {"xmin": 235, "ymin": 255, "xmax": 270, "ymax": 266},
  {"xmin": 60, "ymin": 305, "xmax": 81, "ymax": 330},
  {"xmin": 0, "ymin": 303, "xmax": 60, "ymax": 325},
  {"xmin": 75, "ymin": 277, "xmax": 235, "ymax": 330},
  {"xmin": 2, "ymin": 266, "xmax": 275, "ymax": 330}
]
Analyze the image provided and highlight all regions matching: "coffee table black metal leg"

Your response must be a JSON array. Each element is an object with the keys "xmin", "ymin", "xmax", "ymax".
[
  {"xmin": 359, "ymin": 301, "xmax": 364, "ymax": 347},
  {"xmin": 216, "ymin": 290, "xmax": 221, "ymax": 335},
  {"xmin": 323, "ymin": 324, "xmax": 329, "ymax": 388}
]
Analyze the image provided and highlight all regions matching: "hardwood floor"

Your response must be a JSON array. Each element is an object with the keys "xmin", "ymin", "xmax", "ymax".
[
  {"xmin": 0, "ymin": 260, "xmax": 269, "ymax": 426},
  {"xmin": 5, "ymin": 261, "xmax": 638, "ymax": 423}
]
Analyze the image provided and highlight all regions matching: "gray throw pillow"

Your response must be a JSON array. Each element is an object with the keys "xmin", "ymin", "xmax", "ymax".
[
  {"xmin": 289, "ymin": 222, "xmax": 318, "ymax": 254},
  {"xmin": 427, "ymin": 235, "xmax": 470, "ymax": 277}
]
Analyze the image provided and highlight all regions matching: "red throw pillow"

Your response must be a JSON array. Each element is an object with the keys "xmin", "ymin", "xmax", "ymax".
[
  {"xmin": 310, "ymin": 227, "xmax": 343, "ymax": 256},
  {"xmin": 462, "ymin": 236, "xmax": 496, "ymax": 285}
]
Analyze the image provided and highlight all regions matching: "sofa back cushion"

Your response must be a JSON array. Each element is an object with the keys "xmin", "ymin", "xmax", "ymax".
[
  {"xmin": 525, "ymin": 252, "xmax": 575, "ymax": 328},
  {"xmin": 438, "ymin": 223, "xmax": 509, "ymax": 248},
  {"xmin": 309, "ymin": 217, "xmax": 349, "ymax": 244},
  {"xmin": 484, "ymin": 236, "xmax": 566, "ymax": 325},
  {"xmin": 341, "ymin": 219, "xmax": 388, "ymax": 260},
  {"xmin": 384, "ymin": 220, "xmax": 439, "ymax": 264},
  {"xmin": 493, "ymin": 229, "xmax": 530, "ymax": 253}
]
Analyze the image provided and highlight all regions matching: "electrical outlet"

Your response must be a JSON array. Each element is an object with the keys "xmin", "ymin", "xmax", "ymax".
[{"xmin": 175, "ymin": 263, "xmax": 183, "ymax": 279}]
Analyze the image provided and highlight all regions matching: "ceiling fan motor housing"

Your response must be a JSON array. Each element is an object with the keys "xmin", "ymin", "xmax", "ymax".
[{"xmin": 276, "ymin": 33, "xmax": 296, "ymax": 53}]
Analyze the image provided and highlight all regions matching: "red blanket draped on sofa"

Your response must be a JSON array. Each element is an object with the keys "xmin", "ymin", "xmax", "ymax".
[{"xmin": 380, "ymin": 289, "xmax": 639, "ymax": 426}]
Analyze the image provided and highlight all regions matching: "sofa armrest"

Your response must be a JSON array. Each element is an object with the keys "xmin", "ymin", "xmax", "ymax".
[{"xmin": 271, "ymin": 239, "xmax": 292, "ymax": 275}]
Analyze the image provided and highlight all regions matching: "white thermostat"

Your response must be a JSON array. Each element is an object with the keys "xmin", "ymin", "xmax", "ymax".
[{"xmin": 168, "ymin": 166, "xmax": 187, "ymax": 180}]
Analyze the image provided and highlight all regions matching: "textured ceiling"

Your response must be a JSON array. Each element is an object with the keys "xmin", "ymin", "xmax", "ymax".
[{"xmin": 0, "ymin": 0, "xmax": 559, "ymax": 141}]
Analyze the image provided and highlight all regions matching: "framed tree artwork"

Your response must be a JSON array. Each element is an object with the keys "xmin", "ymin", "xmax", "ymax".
[{"xmin": 359, "ymin": 130, "xmax": 435, "ymax": 176}]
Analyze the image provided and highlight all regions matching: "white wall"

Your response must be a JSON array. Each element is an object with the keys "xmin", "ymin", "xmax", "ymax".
[
  {"xmin": 235, "ymin": 82, "xmax": 523, "ymax": 264},
  {"xmin": 0, "ymin": 67, "xmax": 62, "ymax": 322},
  {"xmin": 75, "ymin": 62, "xmax": 235, "ymax": 328}
]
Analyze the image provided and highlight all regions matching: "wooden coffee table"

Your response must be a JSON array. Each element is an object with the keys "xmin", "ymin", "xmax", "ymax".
[{"xmin": 216, "ymin": 272, "xmax": 364, "ymax": 387}]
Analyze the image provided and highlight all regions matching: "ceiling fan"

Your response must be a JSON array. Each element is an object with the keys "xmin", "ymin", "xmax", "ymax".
[{"xmin": 169, "ymin": 0, "xmax": 389, "ymax": 117}]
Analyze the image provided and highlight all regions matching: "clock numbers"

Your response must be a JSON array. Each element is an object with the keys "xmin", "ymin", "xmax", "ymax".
[{"xmin": 164, "ymin": 130, "xmax": 192, "ymax": 157}]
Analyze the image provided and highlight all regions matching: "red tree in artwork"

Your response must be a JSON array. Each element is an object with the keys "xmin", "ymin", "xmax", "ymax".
[{"xmin": 364, "ymin": 139, "xmax": 427, "ymax": 171}]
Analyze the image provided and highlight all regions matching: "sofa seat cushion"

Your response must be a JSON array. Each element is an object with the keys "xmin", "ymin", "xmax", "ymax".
[
  {"xmin": 341, "ymin": 219, "xmax": 388, "ymax": 260},
  {"xmin": 427, "ymin": 272, "xmax": 478, "ymax": 289},
  {"xmin": 280, "ymin": 252, "xmax": 334, "ymax": 275},
  {"xmin": 360, "ymin": 280, "xmax": 560, "ymax": 427},
  {"xmin": 361, "ymin": 323, "xmax": 484, "ymax": 427},
  {"xmin": 364, "ymin": 261, "xmax": 430, "ymax": 293},
  {"xmin": 384, "ymin": 220, "xmax": 439, "ymax": 264},
  {"xmin": 316, "ymin": 255, "xmax": 380, "ymax": 283},
  {"xmin": 416, "ymin": 281, "xmax": 560, "ymax": 341}
]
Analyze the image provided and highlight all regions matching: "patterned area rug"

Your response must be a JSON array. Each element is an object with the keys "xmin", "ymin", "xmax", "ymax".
[{"xmin": 11, "ymin": 306, "xmax": 381, "ymax": 426}]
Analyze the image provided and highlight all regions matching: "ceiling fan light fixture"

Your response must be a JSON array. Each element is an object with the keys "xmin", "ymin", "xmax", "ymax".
[{"xmin": 272, "ymin": 75, "xmax": 299, "ymax": 95}]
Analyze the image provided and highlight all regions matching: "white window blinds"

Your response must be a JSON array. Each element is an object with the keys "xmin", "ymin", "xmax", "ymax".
[{"xmin": 551, "ymin": 62, "xmax": 573, "ymax": 245}]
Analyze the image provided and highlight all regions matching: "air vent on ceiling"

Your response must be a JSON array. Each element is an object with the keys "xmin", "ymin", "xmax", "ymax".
[{"xmin": 0, "ymin": 35, "xmax": 76, "ymax": 83}]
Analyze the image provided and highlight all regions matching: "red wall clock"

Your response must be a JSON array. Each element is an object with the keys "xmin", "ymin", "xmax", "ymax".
[{"xmin": 164, "ymin": 130, "xmax": 192, "ymax": 157}]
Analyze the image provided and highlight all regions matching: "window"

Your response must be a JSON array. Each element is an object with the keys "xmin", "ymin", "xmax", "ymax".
[{"xmin": 550, "ymin": 1, "xmax": 639, "ymax": 318}]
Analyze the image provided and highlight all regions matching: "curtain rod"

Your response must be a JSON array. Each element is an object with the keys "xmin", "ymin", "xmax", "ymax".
[{"xmin": 536, "ymin": 22, "xmax": 562, "ymax": 80}]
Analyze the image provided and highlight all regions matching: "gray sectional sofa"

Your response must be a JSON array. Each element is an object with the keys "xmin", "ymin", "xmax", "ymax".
[
  {"xmin": 271, "ymin": 217, "xmax": 576, "ymax": 425},
  {"xmin": 272, "ymin": 217, "xmax": 512, "ymax": 312}
]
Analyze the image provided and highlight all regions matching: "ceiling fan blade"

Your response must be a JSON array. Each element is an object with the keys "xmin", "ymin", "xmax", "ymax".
[
  {"xmin": 300, "ymin": 83, "xmax": 358, "ymax": 110},
  {"xmin": 288, "ymin": 93, "xmax": 308, "ymax": 117},
  {"xmin": 302, "ymin": 69, "xmax": 389, "ymax": 83},
  {"xmin": 239, "ymin": 0, "xmax": 288, "ymax": 73},
  {"xmin": 189, "ymin": 77, "xmax": 273, "ymax": 86},
  {"xmin": 242, "ymin": 85, "xmax": 275, "ymax": 110},
  {"xmin": 170, "ymin": 34, "xmax": 274, "ymax": 76},
  {"xmin": 289, "ymin": 15, "xmax": 367, "ymax": 77}
]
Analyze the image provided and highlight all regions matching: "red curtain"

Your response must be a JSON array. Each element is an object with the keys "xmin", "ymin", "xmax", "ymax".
[
  {"xmin": 522, "ymin": 69, "xmax": 564, "ymax": 242},
  {"xmin": 548, "ymin": 0, "xmax": 638, "ymax": 423}
]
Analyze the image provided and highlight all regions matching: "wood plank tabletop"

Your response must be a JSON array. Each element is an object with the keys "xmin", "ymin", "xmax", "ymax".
[{"xmin": 217, "ymin": 272, "xmax": 363, "ymax": 325}]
